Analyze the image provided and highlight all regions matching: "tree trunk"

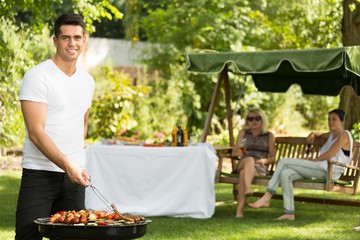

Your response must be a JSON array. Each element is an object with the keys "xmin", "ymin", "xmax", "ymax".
[
  {"xmin": 342, "ymin": 0, "xmax": 360, "ymax": 45},
  {"xmin": 340, "ymin": 0, "xmax": 360, "ymax": 129},
  {"xmin": 339, "ymin": 86, "xmax": 360, "ymax": 130}
]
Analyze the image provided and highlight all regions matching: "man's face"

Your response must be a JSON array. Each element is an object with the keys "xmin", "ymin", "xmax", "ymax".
[{"xmin": 53, "ymin": 25, "xmax": 86, "ymax": 62}]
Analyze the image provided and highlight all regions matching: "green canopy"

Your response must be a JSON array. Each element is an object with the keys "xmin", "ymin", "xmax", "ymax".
[{"xmin": 186, "ymin": 46, "xmax": 360, "ymax": 96}]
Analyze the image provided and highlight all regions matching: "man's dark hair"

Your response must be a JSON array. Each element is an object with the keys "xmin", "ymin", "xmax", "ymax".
[{"xmin": 54, "ymin": 13, "xmax": 85, "ymax": 37}]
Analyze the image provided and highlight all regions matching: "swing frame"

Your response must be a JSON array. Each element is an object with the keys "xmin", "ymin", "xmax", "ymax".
[{"xmin": 186, "ymin": 47, "xmax": 360, "ymax": 201}]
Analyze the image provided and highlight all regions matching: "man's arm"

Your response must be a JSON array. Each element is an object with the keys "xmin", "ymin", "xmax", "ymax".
[{"xmin": 21, "ymin": 100, "xmax": 89, "ymax": 186}]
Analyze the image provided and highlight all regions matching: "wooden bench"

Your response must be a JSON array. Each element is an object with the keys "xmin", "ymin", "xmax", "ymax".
[{"xmin": 215, "ymin": 137, "xmax": 360, "ymax": 199}]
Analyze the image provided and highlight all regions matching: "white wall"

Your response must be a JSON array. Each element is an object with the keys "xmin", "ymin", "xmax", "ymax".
[{"xmin": 79, "ymin": 37, "xmax": 148, "ymax": 70}]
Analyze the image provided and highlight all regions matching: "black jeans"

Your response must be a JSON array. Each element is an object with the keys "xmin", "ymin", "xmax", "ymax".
[{"xmin": 15, "ymin": 168, "xmax": 85, "ymax": 240}]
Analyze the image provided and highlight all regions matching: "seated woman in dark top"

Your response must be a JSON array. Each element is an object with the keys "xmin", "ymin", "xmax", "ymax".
[{"xmin": 232, "ymin": 109, "xmax": 276, "ymax": 218}]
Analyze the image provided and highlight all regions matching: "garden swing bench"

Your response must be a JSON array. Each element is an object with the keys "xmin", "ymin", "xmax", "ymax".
[{"xmin": 186, "ymin": 47, "xmax": 360, "ymax": 205}]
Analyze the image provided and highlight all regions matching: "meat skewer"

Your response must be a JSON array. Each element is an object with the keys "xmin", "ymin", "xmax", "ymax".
[{"xmin": 88, "ymin": 177, "xmax": 139, "ymax": 223}]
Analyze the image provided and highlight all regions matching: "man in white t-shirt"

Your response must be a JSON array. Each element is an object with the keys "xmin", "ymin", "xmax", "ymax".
[{"xmin": 15, "ymin": 13, "xmax": 95, "ymax": 240}]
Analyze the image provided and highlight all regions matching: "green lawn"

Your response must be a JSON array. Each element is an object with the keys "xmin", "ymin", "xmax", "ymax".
[{"xmin": 1, "ymin": 170, "xmax": 360, "ymax": 239}]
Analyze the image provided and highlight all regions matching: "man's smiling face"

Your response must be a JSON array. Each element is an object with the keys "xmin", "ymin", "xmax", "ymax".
[{"xmin": 53, "ymin": 25, "xmax": 86, "ymax": 62}]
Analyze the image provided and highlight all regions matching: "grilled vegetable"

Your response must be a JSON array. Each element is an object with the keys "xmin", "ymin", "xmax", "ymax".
[{"xmin": 48, "ymin": 210, "xmax": 144, "ymax": 225}]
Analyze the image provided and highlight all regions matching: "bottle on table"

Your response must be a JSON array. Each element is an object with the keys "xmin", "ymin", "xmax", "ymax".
[
  {"xmin": 176, "ymin": 125, "xmax": 184, "ymax": 146},
  {"xmin": 182, "ymin": 125, "xmax": 188, "ymax": 146},
  {"xmin": 171, "ymin": 126, "xmax": 177, "ymax": 146}
]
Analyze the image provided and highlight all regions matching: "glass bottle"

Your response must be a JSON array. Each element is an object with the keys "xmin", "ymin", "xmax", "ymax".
[
  {"xmin": 176, "ymin": 125, "xmax": 184, "ymax": 146},
  {"xmin": 171, "ymin": 126, "xmax": 177, "ymax": 146},
  {"xmin": 182, "ymin": 125, "xmax": 188, "ymax": 146}
]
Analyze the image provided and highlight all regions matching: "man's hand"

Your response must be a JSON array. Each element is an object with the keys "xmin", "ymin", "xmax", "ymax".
[{"xmin": 65, "ymin": 163, "xmax": 90, "ymax": 187}]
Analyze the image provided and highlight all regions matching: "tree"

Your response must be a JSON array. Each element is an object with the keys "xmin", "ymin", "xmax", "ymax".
[
  {"xmin": 340, "ymin": 0, "xmax": 360, "ymax": 130},
  {"xmin": 136, "ymin": 0, "xmax": 258, "ymax": 138},
  {"xmin": 129, "ymin": 0, "xmax": 343, "ymax": 138}
]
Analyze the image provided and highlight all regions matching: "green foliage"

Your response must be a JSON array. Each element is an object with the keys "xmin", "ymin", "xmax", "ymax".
[
  {"xmin": 297, "ymin": 94, "xmax": 339, "ymax": 131},
  {"xmin": 351, "ymin": 122, "xmax": 360, "ymax": 142},
  {"xmin": 88, "ymin": 62, "xmax": 204, "ymax": 142},
  {"xmin": 0, "ymin": 18, "xmax": 52, "ymax": 147},
  {"xmin": 1, "ymin": 0, "xmax": 123, "ymax": 34},
  {"xmin": 137, "ymin": 0, "xmax": 265, "ymax": 141},
  {"xmin": 88, "ymin": 67, "xmax": 148, "ymax": 140},
  {"xmin": 72, "ymin": 0, "xmax": 124, "ymax": 33},
  {"xmin": 246, "ymin": 0, "xmax": 342, "ymax": 49},
  {"xmin": 262, "ymin": 88, "xmax": 306, "ymax": 135},
  {"xmin": 140, "ymin": 0, "xmax": 252, "ymax": 73},
  {"xmin": 260, "ymin": 85, "xmax": 339, "ymax": 135},
  {"xmin": 133, "ymin": 63, "xmax": 203, "ymax": 140},
  {"xmin": 1, "ymin": 0, "xmax": 62, "ymax": 33},
  {"xmin": 133, "ymin": 0, "xmax": 343, "ymax": 143}
]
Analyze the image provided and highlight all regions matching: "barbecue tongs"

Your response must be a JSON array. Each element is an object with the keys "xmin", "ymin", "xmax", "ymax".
[{"xmin": 87, "ymin": 178, "xmax": 122, "ymax": 217}]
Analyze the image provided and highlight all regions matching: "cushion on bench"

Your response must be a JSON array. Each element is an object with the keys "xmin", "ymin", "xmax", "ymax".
[{"xmin": 220, "ymin": 171, "xmax": 353, "ymax": 186}]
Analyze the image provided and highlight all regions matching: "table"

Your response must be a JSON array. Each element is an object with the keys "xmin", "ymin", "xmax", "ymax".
[{"xmin": 85, "ymin": 143, "xmax": 217, "ymax": 219}]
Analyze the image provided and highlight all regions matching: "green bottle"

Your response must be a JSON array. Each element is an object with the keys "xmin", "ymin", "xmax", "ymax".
[{"xmin": 176, "ymin": 125, "xmax": 184, "ymax": 146}]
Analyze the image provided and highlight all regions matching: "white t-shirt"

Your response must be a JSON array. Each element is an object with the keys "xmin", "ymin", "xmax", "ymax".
[{"xmin": 20, "ymin": 59, "xmax": 95, "ymax": 172}]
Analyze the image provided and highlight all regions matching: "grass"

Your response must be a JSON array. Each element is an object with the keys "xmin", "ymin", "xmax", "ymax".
[
  {"xmin": 0, "ymin": 171, "xmax": 21, "ymax": 240},
  {"xmin": 1, "ymin": 169, "xmax": 360, "ymax": 239}
]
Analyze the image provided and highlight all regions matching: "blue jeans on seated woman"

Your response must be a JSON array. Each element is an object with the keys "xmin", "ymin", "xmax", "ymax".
[{"xmin": 266, "ymin": 158, "xmax": 326, "ymax": 214}]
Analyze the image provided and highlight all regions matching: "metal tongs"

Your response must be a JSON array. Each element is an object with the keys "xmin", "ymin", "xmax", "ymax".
[{"xmin": 87, "ymin": 178, "xmax": 122, "ymax": 216}]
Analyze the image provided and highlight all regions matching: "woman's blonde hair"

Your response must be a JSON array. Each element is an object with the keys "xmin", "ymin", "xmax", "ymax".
[{"xmin": 244, "ymin": 109, "xmax": 269, "ymax": 134}]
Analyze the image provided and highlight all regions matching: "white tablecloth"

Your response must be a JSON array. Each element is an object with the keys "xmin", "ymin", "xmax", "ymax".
[{"xmin": 85, "ymin": 143, "xmax": 217, "ymax": 218}]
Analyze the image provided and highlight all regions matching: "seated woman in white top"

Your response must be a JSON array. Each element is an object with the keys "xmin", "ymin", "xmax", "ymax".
[{"xmin": 248, "ymin": 109, "xmax": 353, "ymax": 221}]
